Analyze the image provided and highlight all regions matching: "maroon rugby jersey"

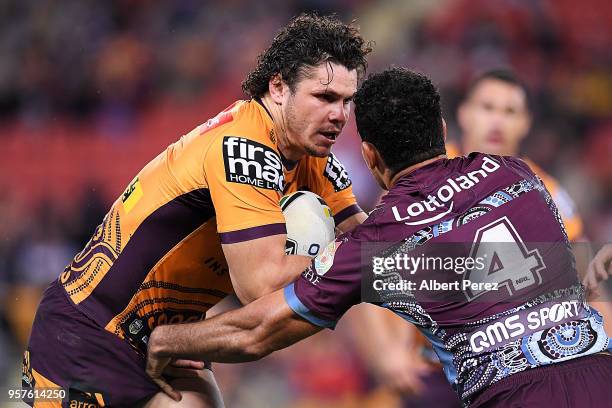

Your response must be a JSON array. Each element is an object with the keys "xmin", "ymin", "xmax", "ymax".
[{"xmin": 284, "ymin": 153, "xmax": 610, "ymax": 405}]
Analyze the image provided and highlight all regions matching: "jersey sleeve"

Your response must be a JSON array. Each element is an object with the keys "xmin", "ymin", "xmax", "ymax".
[
  {"xmin": 204, "ymin": 133, "xmax": 287, "ymax": 244},
  {"xmin": 312, "ymin": 152, "xmax": 362, "ymax": 226},
  {"xmin": 283, "ymin": 234, "xmax": 364, "ymax": 329}
]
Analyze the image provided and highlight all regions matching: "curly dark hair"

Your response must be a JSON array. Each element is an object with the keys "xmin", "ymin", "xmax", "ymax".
[
  {"xmin": 354, "ymin": 68, "xmax": 445, "ymax": 173},
  {"xmin": 242, "ymin": 13, "xmax": 372, "ymax": 98}
]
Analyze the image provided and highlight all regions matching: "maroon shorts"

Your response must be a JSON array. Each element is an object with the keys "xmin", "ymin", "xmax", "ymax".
[
  {"xmin": 23, "ymin": 280, "xmax": 159, "ymax": 407},
  {"xmin": 470, "ymin": 353, "xmax": 612, "ymax": 408}
]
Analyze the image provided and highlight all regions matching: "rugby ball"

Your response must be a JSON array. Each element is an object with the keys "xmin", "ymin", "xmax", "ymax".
[{"xmin": 281, "ymin": 191, "xmax": 335, "ymax": 257}]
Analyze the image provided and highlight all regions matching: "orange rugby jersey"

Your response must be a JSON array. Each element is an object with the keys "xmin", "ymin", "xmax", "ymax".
[{"xmin": 59, "ymin": 99, "xmax": 361, "ymax": 354}]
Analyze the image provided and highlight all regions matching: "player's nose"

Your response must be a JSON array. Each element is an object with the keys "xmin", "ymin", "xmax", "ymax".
[{"xmin": 329, "ymin": 101, "xmax": 349, "ymax": 125}]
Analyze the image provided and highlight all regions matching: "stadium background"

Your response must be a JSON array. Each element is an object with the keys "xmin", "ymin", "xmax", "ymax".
[{"xmin": 0, "ymin": 1, "xmax": 610, "ymax": 407}]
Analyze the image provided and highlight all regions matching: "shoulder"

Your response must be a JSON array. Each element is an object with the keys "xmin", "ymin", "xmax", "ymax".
[
  {"xmin": 204, "ymin": 100, "xmax": 273, "ymax": 144},
  {"xmin": 203, "ymin": 100, "xmax": 280, "ymax": 163}
]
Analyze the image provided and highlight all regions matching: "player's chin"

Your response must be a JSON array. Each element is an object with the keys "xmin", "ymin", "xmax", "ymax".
[{"xmin": 305, "ymin": 143, "xmax": 333, "ymax": 158}]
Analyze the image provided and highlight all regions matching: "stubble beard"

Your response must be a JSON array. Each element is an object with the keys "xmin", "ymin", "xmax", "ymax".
[{"xmin": 284, "ymin": 98, "xmax": 329, "ymax": 158}]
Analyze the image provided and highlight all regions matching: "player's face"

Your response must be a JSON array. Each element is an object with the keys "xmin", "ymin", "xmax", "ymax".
[
  {"xmin": 458, "ymin": 79, "xmax": 530, "ymax": 156},
  {"xmin": 283, "ymin": 62, "xmax": 357, "ymax": 158}
]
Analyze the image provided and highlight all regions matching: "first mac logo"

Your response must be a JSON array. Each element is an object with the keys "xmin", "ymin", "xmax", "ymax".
[{"xmin": 223, "ymin": 136, "xmax": 284, "ymax": 192}]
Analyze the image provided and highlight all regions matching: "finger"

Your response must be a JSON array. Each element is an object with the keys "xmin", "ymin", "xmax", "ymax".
[
  {"xmin": 170, "ymin": 359, "xmax": 206, "ymax": 370},
  {"xmin": 163, "ymin": 366, "xmax": 202, "ymax": 378},
  {"xmin": 582, "ymin": 273, "xmax": 594, "ymax": 293},
  {"xmin": 583, "ymin": 263, "xmax": 600, "ymax": 291},
  {"xmin": 586, "ymin": 270, "xmax": 600, "ymax": 292},
  {"xmin": 153, "ymin": 378, "xmax": 182, "ymax": 402},
  {"xmin": 594, "ymin": 261, "xmax": 607, "ymax": 280}
]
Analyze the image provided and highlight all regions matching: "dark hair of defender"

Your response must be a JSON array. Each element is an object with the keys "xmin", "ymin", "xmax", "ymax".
[
  {"xmin": 242, "ymin": 13, "xmax": 372, "ymax": 98},
  {"xmin": 464, "ymin": 68, "xmax": 531, "ymax": 110},
  {"xmin": 354, "ymin": 67, "xmax": 445, "ymax": 173}
]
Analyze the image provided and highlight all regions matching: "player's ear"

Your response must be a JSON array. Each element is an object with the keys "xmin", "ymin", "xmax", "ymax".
[
  {"xmin": 361, "ymin": 141, "xmax": 376, "ymax": 171},
  {"xmin": 457, "ymin": 102, "xmax": 468, "ymax": 131},
  {"xmin": 518, "ymin": 112, "xmax": 532, "ymax": 141},
  {"xmin": 442, "ymin": 117, "xmax": 448, "ymax": 142},
  {"xmin": 268, "ymin": 74, "xmax": 286, "ymax": 105},
  {"xmin": 361, "ymin": 141, "xmax": 387, "ymax": 172},
  {"xmin": 362, "ymin": 141, "xmax": 390, "ymax": 190}
]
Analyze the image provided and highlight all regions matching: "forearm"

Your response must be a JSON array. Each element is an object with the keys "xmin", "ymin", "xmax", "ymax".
[
  {"xmin": 148, "ymin": 290, "xmax": 320, "ymax": 363},
  {"xmin": 149, "ymin": 304, "xmax": 266, "ymax": 363}
]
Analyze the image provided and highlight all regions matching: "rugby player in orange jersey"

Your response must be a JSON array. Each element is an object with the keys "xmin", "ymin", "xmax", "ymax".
[
  {"xmin": 353, "ymin": 69, "xmax": 611, "ymax": 408},
  {"xmin": 22, "ymin": 14, "xmax": 371, "ymax": 408}
]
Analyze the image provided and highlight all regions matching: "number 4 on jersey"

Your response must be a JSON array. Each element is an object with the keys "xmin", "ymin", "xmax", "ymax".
[{"xmin": 464, "ymin": 216, "xmax": 545, "ymax": 301}]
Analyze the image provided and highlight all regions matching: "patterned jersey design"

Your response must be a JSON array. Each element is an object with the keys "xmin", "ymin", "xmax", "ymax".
[
  {"xmin": 286, "ymin": 153, "xmax": 610, "ymax": 406},
  {"xmin": 374, "ymin": 179, "xmax": 607, "ymax": 403}
]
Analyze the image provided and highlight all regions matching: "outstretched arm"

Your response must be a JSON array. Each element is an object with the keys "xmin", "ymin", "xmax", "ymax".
[
  {"xmin": 146, "ymin": 289, "xmax": 322, "ymax": 398},
  {"xmin": 583, "ymin": 244, "xmax": 612, "ymax": 291}
]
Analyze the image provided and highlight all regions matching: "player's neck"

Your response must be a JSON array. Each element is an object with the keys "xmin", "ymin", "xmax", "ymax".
[
  {"xmin": 259, "ymin": 94, "xmax": 304, "ymax": 161},
  {"xmin": 388, "ymin": 155, "xmax": 447, "ymax": 188}
]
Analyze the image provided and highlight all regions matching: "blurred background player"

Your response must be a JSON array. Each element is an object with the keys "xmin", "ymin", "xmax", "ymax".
[
  {"xmin": 20, "ymin": 13, "xmax": 370, "ymax": 408},
  {"xmin": 455, "ymin": 69, "xmax": 583, "ymax": 239},
  {"xmin": 353, "ymin": 68, "xmax": 611, "ymax": 408}
]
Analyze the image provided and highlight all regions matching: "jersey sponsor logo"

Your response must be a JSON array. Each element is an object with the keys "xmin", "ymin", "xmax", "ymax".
[
  {"xmin": 121, "ymin": 176, "xmax": 143, "ymax": 213},
  {"xmin": 392, "ymin": 156, "xmax": 500, "ymax": 226},
  {"xmin": 324, "ymin": 153, "xmax": 352, "ymax": 192},
  {"xmin": 468, "ymin": 299, "xmax": 585, "ymax": 353},
  {"xmin": 223, "ymin": 136, "xmax": 284, "ymax": 191},
  {"xmin": 68, "ymin": 389, "xmax": 105, "ymax": 408},
  {"xmin": 203, "ymin": 256, "xmax": 228, "ymax": 276}
]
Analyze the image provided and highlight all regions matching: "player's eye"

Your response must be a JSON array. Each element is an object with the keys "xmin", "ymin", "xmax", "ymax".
[{"xmin": 316, "ymin": 93, "xmax": 336, "ymax": 103}]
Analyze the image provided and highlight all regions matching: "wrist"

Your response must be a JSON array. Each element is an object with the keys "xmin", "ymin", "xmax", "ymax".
[{"xmin": 147, "ymin": 326, "xmax": 169, "ymax": 358}]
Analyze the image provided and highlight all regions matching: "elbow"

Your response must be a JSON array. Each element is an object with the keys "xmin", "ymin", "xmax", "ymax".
[
  {"xmin": 234, "ymin": 285, "xmax": 266, "ymax": 305},
  {"xmin": 234, "ymin": 278, "xmax": 284, "ymax": 305}
]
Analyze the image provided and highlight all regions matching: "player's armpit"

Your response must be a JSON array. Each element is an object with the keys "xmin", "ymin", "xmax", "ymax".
[
  {"xmin": 147, "ymin": 289, "xmax": 322, "ymax": 365},
  {"xmin": 222, "ymin": 234, "xmax": 312, "ymax": 304}
]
